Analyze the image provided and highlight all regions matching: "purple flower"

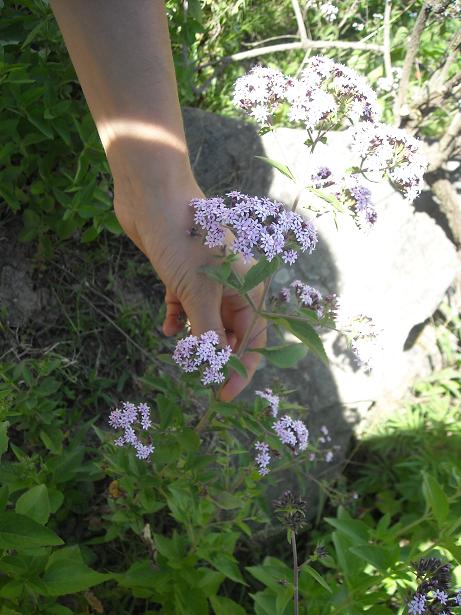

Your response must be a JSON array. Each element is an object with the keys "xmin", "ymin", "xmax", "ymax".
[
  {"xmin": 351, "ymin": 123, "xmax": 427, "ymax": 202},
  {"xmin": 291, "ymin": 280, "xmax": 324, "ymax": 317},
  {"xmin": 108, "ymin": 401, "xmax": 155, "ymax": 462},
  {"xmin": 456, "ymin": 591, "xmax": 461, "ymax": 606},
  {"xmin": 172, "ymin": 330, "xmax": 232, "ymax": 386},
  {"xmin": 189, "ymin": 193, "xmax": 317, "ymax": 264},
  {"xmin": 347, "ymin": 183, "xmax": 378, "ymax": 227},
  {"xmin": 278, "ymin": 287, "xmax": 291, "ymax": 303},
  {"xmin": 256, "ymin": 388, "xmax": 280, "ymax": 417},
  {"xmin": 325, "ymin": 451, "xmax": 334, "ymax": 463},
  {"xmin": 254, "ymin": 441, "xmax": 271, "ymax": 475},
  {"xmin": 311, "ymin": 166, "xmax": 335, "ymax": 188},
  {"xmin": 408, "ymin": 593, "xmax": 426, "ymax": 615},
  {"xmin": 273, "ymin": 415, "xmax": 309, "ymax": 454},
  {"xmin": 232, "ymin": 65, "xmax": 287, "ymax": 126},
  {"xmin": 433, "ymin": 590, "xmax": 448, "ymax": 605}
]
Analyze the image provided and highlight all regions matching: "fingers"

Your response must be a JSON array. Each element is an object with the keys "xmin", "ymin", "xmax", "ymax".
[
  {"xmin": 220, "ymin": 302, "xmax": 267, "ymax": 402},
  {"xmin": 162, "ymin": 293, "xmax": 185, "ymax": 336},
  {"xmin": 181, "ymin": 284, "xmax": 227, "ymax": 346}
]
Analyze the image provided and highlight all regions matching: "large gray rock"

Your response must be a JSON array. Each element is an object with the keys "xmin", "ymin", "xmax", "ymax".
[{"xmin": 184, "ymin": 109, "xmax": 461, "ymax": 476}]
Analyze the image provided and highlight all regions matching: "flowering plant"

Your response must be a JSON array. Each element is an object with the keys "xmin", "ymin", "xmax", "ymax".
[{"xmin": 105, "ymin": 56, "xmax": 431, "ymax": 613}]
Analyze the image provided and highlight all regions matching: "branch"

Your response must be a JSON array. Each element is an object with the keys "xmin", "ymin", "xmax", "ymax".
[
  {"xmin": 427, "ymin": 111, "xmax": 461, "ymax": 171},
  {"xmin": 394, "ymin": 2, "xmax": 432, "ymax": 124},
  {"xmin": 290, "ymin": 0, "xmax": 309, "ymax": 46},
  {"xmin": 432, "ymin": 27, "xmax": 461, "ymax": 89},
  {"xmin": 338, "ymin": 0, "xmax": 360, "ymax": 30},
  {"xmin": 425, "ymin": 173, "xmax": 461, "ymax": 248},
  {"xmin": 383, "ymin": 0, "xmax": 392, "ymax": 80},
  {"xmin": 219, "ymin": 39, "xmax": 383, "ymax": 64}
]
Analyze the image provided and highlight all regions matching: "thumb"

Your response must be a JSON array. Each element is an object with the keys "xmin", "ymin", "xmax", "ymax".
[{"xmin": 182, "ymin": 284, "xmax": 227, "ymax": 346}]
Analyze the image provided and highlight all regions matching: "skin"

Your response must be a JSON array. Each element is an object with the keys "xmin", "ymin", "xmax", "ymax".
[{"xmin": 50, "ymin": 0, "xmax": 266, "ymax": 400}]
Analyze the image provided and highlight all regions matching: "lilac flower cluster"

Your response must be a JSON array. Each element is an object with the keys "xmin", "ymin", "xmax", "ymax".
[
  {"xmin": 291, "ymin": 280, "xmax": 324, "ymax": 317},
  {"xmin": 311, "ymin": 166, "xmax": 335, "ymax": 189},
  {"xmin": 253, "ymin": 393, "xmax": 309, "ymax": 475},
  {"xmin": 172, "ymin": 330, "xmax": 232, "ymax": 385},
  {"xmin": 408, "ymin": 594, "xmax": 426, "ymax": 615},
  {"xmin": 286, "ymin": 56, "xmax": 379, "ymax": 129},
  {"xmin": 347, "ymin": 182, "xmax": 378, "ymax": 227},
  {"xmin": 190, "ymin": 192, "xmax": 318, "ymax": 264},
  {"xmin": 273, "ymin": 415, "xmax": 309, "ymax": 454},
  {"xmin": 232, "ymin": 65, "xmax": 287, "ymax": 126},
  {"xmin": 254, "ymin": 442, "xmax": 271, "ymax": 476},
  {"xmin": 233, "ymin": 56, "xmax": 379, "ymax": 130},
  {"xmin": 407, "ymin": 557, "xmax": 461, "ymax": 615},
  {"xmin": 108, "ymin": 401, "xmax": 154, "ymax": 461},
  {"xmin": 305, "ymin": 1, "xmax": 338, "ymax": 22},
  {"xmin": 351, "ymin": 123, "xmax": 427, "ymax": 201},
  {"xmin": 256, "ymin": 388, "xmax": 280, "ymax": 417},
  {"xmin": 285, "ymin": 280, "xmax": 338, "ymax": 319}
]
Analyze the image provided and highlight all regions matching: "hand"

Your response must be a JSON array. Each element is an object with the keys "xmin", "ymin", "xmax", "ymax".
[{"xmin": 113, "ymin": 172, "xmax": 266, "ymax": 401}]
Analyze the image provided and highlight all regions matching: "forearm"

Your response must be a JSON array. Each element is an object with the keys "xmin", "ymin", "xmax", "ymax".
[{"xmin": 50, "ymin": 0, "xmax": 193, "ymax": 185}]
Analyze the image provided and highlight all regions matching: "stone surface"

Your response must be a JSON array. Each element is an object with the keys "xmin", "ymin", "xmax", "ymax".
[{"xmin": 184, "ymin": 109, "xmax": 461, "ymax": 486}]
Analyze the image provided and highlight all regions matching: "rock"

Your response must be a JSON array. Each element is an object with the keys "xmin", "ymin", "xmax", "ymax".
[{"xmin": 184, "ymin": 109, "xmax": 461, "ymax": 496}]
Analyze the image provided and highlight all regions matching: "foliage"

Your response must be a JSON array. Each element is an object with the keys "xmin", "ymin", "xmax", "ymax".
[{"xmin": 1, "ymin": 1, "xmax": 461, "ymax": 613}]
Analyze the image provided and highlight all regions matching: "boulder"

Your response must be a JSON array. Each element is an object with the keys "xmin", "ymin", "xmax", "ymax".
[{"xmin": 183, "ymin": 109, "xmax": 461, "ymax": 479}]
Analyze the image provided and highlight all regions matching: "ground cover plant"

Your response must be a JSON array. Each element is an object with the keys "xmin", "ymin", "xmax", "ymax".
[{"xmin": 1, "ymin": 1, "xmax": 461, "ymax": 613}]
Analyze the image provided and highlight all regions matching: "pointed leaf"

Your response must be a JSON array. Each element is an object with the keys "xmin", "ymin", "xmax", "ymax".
[
  {"xmin": 254, "ymin": 156, "xmax": 296, "ymax": 181},
  {"xmin": 0, "ymin": 512, "xmax": 63, "ymax": 549},
  {"xmin": 241, "ymin": 257, "xmax": 280, "ymax": 293},
  {"xmin": 251, "ymin": 343, "xmax": 307, "ymax": 368},
  {"xmin": 301, "ymin": 564, "xmax": 333, "ymax": 593}
]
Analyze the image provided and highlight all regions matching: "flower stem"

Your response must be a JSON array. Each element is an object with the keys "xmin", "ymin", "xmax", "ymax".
[
  {"xmin": 292, "ymin": 531, "xmax": 300, "ymax": 615},
  {"xmin": 195, "ymin": 386, "xmax": 222, "ymax": 434}
]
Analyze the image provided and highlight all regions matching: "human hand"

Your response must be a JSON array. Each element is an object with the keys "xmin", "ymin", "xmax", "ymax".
[{"xmin": 113, "ymin": 171, "xmax": 266, "ymax": 401}]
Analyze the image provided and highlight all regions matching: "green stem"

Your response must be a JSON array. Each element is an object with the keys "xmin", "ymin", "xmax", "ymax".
[{"xmin": 292, "ymin": 531, "xmax": 300, "ymax": 615}]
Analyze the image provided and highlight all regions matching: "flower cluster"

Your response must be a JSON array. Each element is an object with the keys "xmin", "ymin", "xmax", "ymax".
[
  {"xmin": 305, "ymin": 0, "xmax": 338, "ymax": 22},
  {"xmin": 278, "ymin": 280, "xmax": 338, "ymax": 319},
  {"xmin": 253, "ymin": 392, "xmax": 309, "ymax": 475},
  {"xmin": 190, "ymin": 191, "xmax": 318, "ymax": 264},
  {"xmin": 108, "ymin": 401, "xmax": 154, "ymax": 461},
  {"xmin": 254, "ymin": 442, "xmax": 271, "ymax": 476},
  {"xmin": 351, "ymin": 123, "xmax": 427, "ymax": 202},
  {"xmin": 273, "ymin": 490, "xmax": 308, "ymax": 532},
  {"xmin": 407, "ymin": 557, "xmax": 461, "ymax": 615},
  {"xmin": 232, "ymin": 65, "xmax": 287, "ymax": 126},
  {"xmin": 256, "ymin": 388, "xmax": 280, "ymax": 417},
  {"xmin": 233, "ymin": 56, "xmax": 379, "ymax": 130},
  {"xmin": 291, "ymin": 280, "xmax": 324, "ymax": 317},
  {"xmin": 273, "ymin": 415, "xmax": 309, "ymax": 454},
  {"xmin": 346, "ymin": 181, "xmax": 378, "ymax": 227},
  {"xmin": 337, "ymin": 313, "xmax": 380, "ymax": 371},
  {"xmin": 172, "ymin": 330, "xmax": 232, "ymax": 385}
]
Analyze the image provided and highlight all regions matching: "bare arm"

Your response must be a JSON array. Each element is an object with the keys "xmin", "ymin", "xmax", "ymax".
[{"xmin": 50, "ymin": 0, "xmax": 265, "ymax": 400}]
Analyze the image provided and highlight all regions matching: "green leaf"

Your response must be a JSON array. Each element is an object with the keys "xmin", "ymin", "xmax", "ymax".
[
  {"xmin": 278, "ymin": 317, "xmax": 328, "ymax": 365},
  {"xmin": 251, "ymin": 343, "xmax": 307, "ymax": 368},
  {"xmin": 254, "ymin": 156, "xmax": 296, "ymax": 181},
  {"xmin": 349, "ymin": 545, "xmax": 393, "ymax": 573},
  {"xmin": 175, "ymin": 428, "xmax": 201, "ymax": 453},
  {"xmin": 210, "ymin": 553, "xmax": 247, "ymax": 585},
  {"xmin": 241, "ymin": 256, "xmax": 280, "ymax": 293},
  {"xmin": 324, "ymin": 517, "xmax": 369, "ymax": 544},
  {"xmin": 0, "ymin": 512, "xmax": 63, "ymax": 549},
  {"xmin": 15, "ymin": 484, "xmax": 50, "ymax": 525},
  {"xmin": 42, "ymin": 560, "xmax": 111, "ymax": 596},
  {"xmin": 422, "ymin": 471, "xmax": 449, "ymax": 525},
  {"xmin": 213, "ymin": 492, "xmax": 243, "ymax": 510},
  {"xmin": 0, "ymin": 421, "xmax": 9, "ymax": 459},
  {"xmin": 81, "ymin": 226, "xmax": 100, "ymax": 243},
  {"xmin": 227, "ymin": 355, "xmax": 248, "ymax": 378},
  {"xmin": 301, "ymin": 564, "xmax": 333, "ymax": 593},
  {"xmin": 209, "ymin": 595, "xmax": 246, "ymax": 615}
]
